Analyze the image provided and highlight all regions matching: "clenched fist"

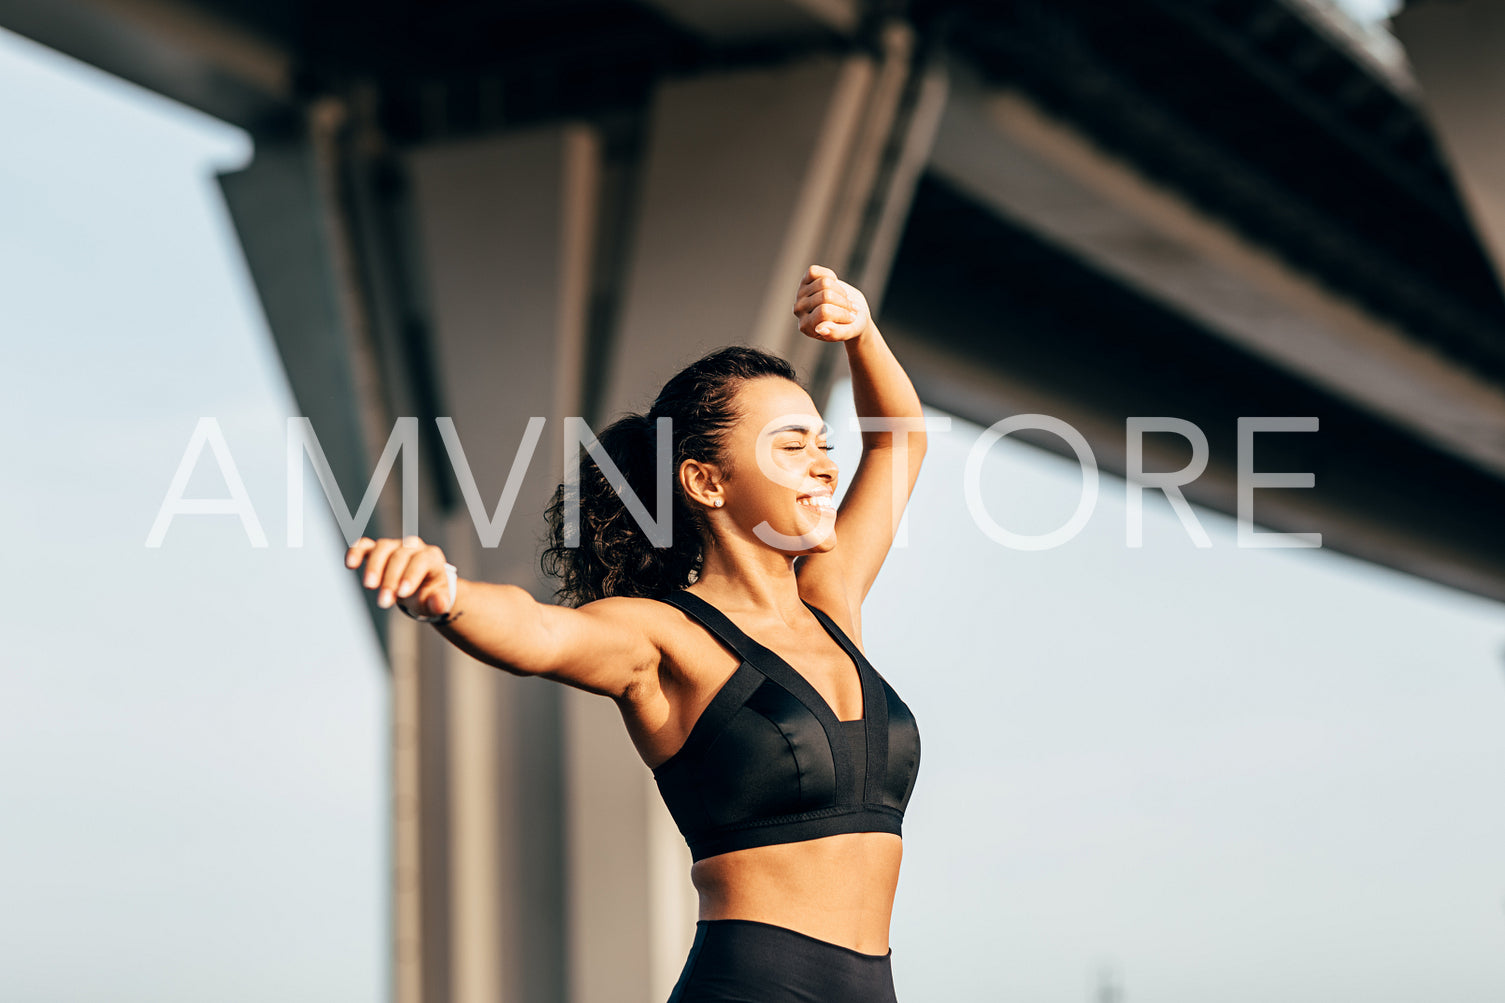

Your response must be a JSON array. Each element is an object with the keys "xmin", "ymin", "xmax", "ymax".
[
  {"xmin": 345, "ymin": 535, "xmax": 454, "ymax": 617},
  {"xmin": 793, "ymin": 264, "xmax": 872, "ymax": 343}
]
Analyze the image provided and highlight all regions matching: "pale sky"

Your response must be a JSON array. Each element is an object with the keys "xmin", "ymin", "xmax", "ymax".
[
  {"xmin": 1335, "ymin": 0, "xmax": 1404, "ymax": 24},
  {"xmin": 3, "ymin": 14, "xmax": 1503, "ymax": 1003}
]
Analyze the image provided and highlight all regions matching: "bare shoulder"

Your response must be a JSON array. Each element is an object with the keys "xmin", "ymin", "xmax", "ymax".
[
  {"xmin": 530, "ymin": 594, "xmax": 676, "ymax": 701},
  {"xmin": 619, "ymin": 592, "xmax": 723, "ymax": 681},
  {"xmin": 559, "ymin": 594, "xmax": 683, "ymax": 660},
  {"xmin": 565, "ymin": 594, "xmax": 718, "ymax": 703},
  {"xmin": 566, "ymin": 594, "xmax": 669, "ymax": 628}
]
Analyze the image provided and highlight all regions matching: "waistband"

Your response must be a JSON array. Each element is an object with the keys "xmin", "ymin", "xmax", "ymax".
[{"xmin": 697, "ymin": 918, "xmax": 892, "ymax": 961}]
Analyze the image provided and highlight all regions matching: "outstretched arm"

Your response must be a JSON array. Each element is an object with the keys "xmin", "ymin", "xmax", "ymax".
[
  {"xmin": 791, "ymin": 265, "xmax": 930, "ymax": 613},
  {"xmin": 345, "ymin": 536, "xmax": 659, "ymax": 701}
]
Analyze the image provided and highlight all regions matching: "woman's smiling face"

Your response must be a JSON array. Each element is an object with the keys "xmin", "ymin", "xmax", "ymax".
[{"xmin": 707, "ymin": 376, "xmax": 840, "ymax": 555}]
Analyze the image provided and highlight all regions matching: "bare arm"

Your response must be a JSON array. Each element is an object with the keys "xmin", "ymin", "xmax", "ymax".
[
  {"xmin": 791, "ymin": 266, "xmax": 929, "ymax": 609},
  {"xmin": 437, "ymin": 582, "xmax": 659, "ymax": 699},
  {"xmin": 346, "ymin": 536, "xmax": 659, "ymax": 701}
]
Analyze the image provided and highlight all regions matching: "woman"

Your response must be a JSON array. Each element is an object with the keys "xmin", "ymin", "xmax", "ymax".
[{"xmin": 346, "ymin": 264, "xmax": 928, "ymax": 1002}]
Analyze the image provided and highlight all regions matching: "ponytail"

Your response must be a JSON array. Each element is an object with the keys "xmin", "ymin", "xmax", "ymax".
[
  {"xmin": 541, "ymin": 345, "xmax": 800, "ymax": 606},
  {"xmin": 542, "ymin": 412, "xmax": 698, "ymax": 605}
]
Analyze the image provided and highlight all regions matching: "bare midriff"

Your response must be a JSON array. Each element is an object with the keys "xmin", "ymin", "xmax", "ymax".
[{"xmin": 689, "ymin": 831, "xmax": 903, "ymax": 956}]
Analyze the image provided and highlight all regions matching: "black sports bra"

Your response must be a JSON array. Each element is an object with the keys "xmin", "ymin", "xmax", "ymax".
[{"xmin": 649, "ymin": 589, "xmax": 921, "ymax": 863}]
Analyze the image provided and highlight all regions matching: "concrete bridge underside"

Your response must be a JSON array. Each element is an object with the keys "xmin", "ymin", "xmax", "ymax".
[{"xmin": 6, "ymin": 1, "xmax": 1504, "ymax": 1001}]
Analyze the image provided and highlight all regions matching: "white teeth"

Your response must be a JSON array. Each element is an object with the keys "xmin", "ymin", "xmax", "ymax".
[{"xmin": 797, "ymin": 495, "xmax": 833, "ymax": 510}]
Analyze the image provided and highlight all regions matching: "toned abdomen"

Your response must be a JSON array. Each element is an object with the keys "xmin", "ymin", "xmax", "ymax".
[{"xmin": 689, "ymin": 832, "xmax": 903, "ymax": 956}]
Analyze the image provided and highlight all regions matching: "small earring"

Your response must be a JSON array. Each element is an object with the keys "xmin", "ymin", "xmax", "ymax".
[{"xmin": 713, "ymin": 499, "xmax": 723, "ymax": 508}]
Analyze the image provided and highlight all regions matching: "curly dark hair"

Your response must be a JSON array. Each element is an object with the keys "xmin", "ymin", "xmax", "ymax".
[{"xmin": 541, "ymin": 345, "xmax": 802, "ymax": 606}]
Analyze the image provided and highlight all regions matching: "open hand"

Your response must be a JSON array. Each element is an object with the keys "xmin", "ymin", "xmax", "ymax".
[
  {"xmin": 793, "ymin": 264, "xmax": 871, "ymax": 342},
  {"xmin": 346, "ymin": 535, "xmax": 453, "ymax": 616}
]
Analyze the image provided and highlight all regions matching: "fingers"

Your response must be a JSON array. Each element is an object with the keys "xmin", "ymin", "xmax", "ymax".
[
  {"xmin": 806, "ymin": 317, "xmax": 858, "ymax": 339},
  {"xmin": 793, "ymin": 270, "xmax": 870, "ymax": 333},
  {"xmin": 794, "ymin": 296, "xmax": 857, "ymax": 323},
  {"xmin": 796, "ymin": 270, "xmax": 843, "ymax": 302},
  {"xmin": 793, "ymin": 283, "xmax": 865, "ymax": 339},
  {"xmin": 346, "ymin": 535, "xmax": 446, "ymax": 610},
  {"xmin": 363, "ymin": 539, "xmax": 403, "ymax": 607},
  {"xmin": 799, "ymin": 310, "xmax": 860, "ymax": 338},
  {"xmin": 345, "ymin": 537, "xmax": 376, "ymax": 568},
  {"xmin": 358, "ymin": 539, "xmax": 401, "ymax": 589},
  {"xmin": 794, "ymin": 279, "xmax": 853, "ymax": 310},
  {"xmin": 793, "ymin": 277, "xmax": 857, "ymax": 326},
  {"xmin": 379, "ymin": 547, "xmax": 420, "ymax": 609},
  {"xmin": 794, "ymin": 270, "xmax": 872, "ymax": 340},
  {"xmin": 394, "ymin": 545, "xmax": 446, "ymax": 602},
  {"xmin": 391, "ymin": 536, "xmax": 430, "ymax": 600}
]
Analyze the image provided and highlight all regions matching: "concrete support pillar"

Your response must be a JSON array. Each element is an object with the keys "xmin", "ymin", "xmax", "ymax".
[
  {"xmin": 571, "ymin": 44, "xmax": 940, "ymax": 1003},
  {"xmin": 406, "ymin": 125, "xmax": 598, "ymax": 1003},
  {"xmin": 605, "ymin": 35, "xmax": 939, "ymax": 414}
]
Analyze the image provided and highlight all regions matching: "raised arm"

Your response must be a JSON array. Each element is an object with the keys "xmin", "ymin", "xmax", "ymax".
[
  {"xmin": 791, "ymin": 265, "xmax": 929, "ymax": 612},
  {"xmin": 345, "ymin": 536, "xmax": 660, "ymax": 701}
]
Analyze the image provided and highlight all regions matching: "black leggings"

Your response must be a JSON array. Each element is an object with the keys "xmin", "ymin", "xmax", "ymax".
[{"xmin": 666, "ymin": 919, "xmax": 899, "ymax": 1003}]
